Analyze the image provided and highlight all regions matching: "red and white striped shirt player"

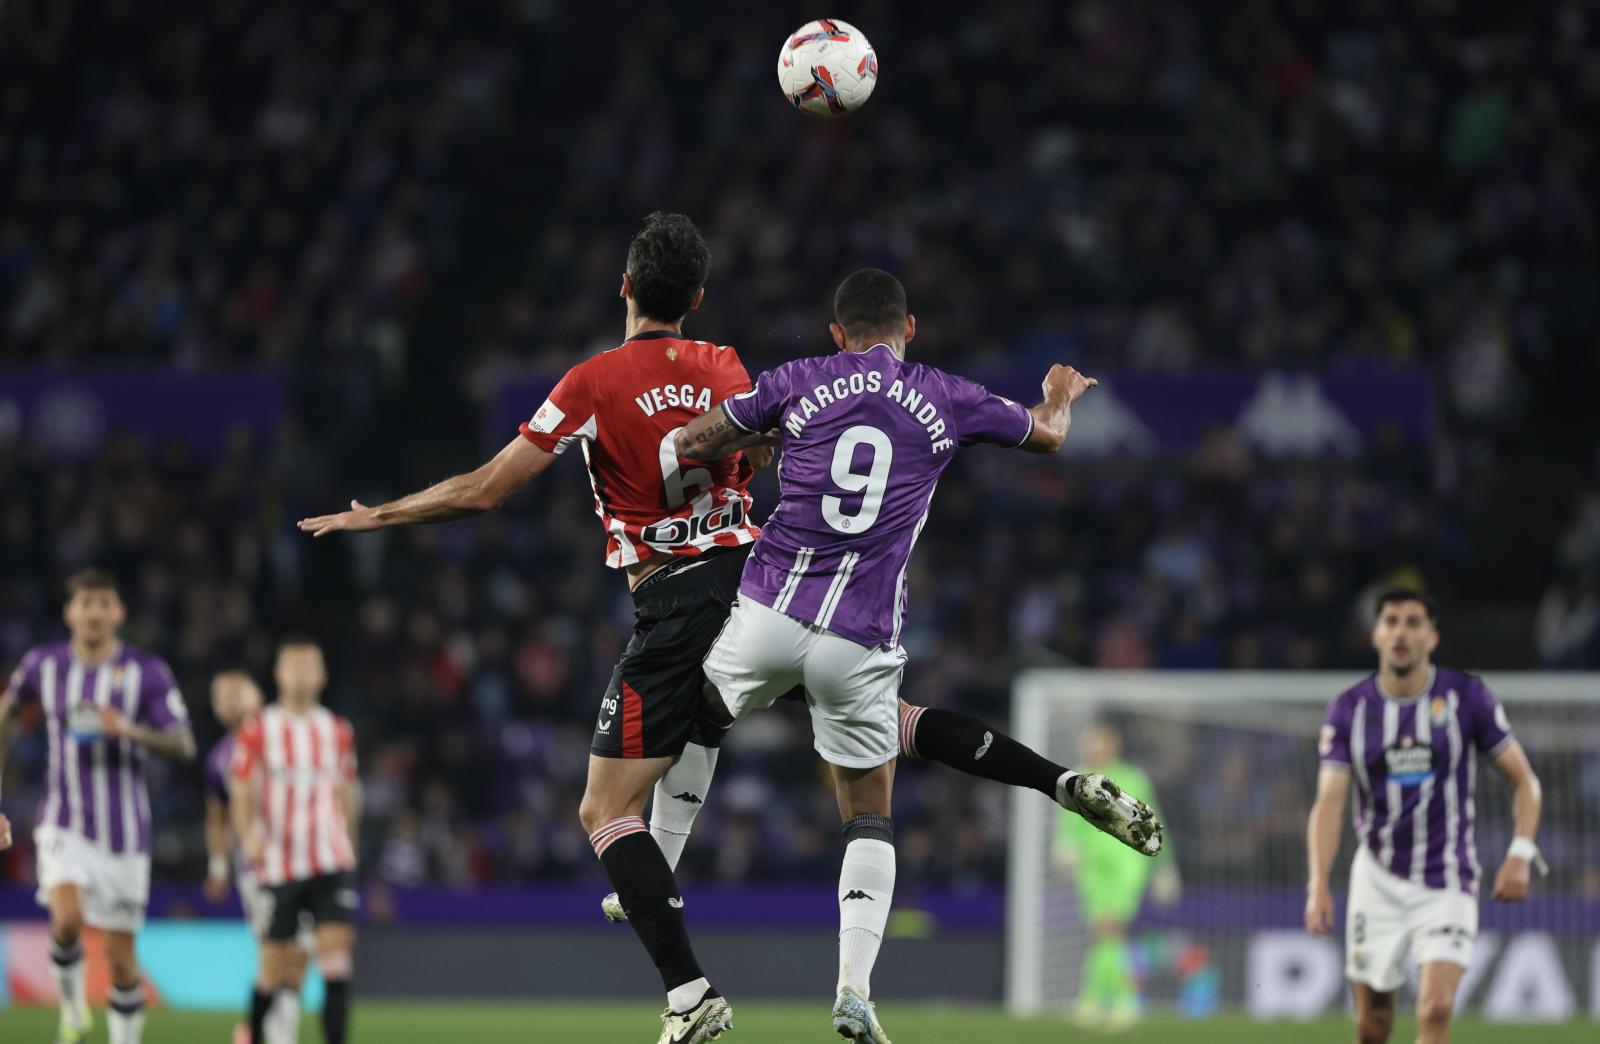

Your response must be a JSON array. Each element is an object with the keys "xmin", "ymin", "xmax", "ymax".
[{"xmin": 230, "ymin": 702, "xmax": 358, "ymax": 886}]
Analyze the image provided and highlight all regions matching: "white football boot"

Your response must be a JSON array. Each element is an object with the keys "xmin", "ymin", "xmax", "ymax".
[
  {"xmin": 832, "ymin": 986, "xmax": 891, "ymax": 1044},
  {"xmin": 656, "ymin": 993, "xmax": 732, "ymax": 1044},
  {"xmin": 601, "ymin": 891, "xmax": 628, "ymax": 923},
  {"xmin": 1060, "ymin": 772, "xmax": 1164, "ymax": 856}
]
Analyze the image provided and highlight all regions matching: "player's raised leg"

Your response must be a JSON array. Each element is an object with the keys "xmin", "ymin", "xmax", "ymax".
[
  {"xmin": 46, "ymin": 881, "xmax": 92, "ymax": 1043},
  {"xmin": 830, "ymin": 761, "xmax": 896, "ymax": 1044},
  {"xmin": 103, "ymin": 930, "xmax": 146, "ymax": 1044},
  {"xmin": 1351, "ymin": 982, "xmax": 1397, "ymax": 1044},
  {"xmin": 898, "ymin": 701, "xmax": 1163, "ymax": 855},
  {"xmin": 581, "ymin": 754, "xmax": 730, "ymax": 1042}
]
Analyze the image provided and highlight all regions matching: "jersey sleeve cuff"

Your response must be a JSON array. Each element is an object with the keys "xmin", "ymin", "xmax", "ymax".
[
  {"xmin": 1486, "ymin": 734, "xmax": 1515, "ymax": 758},
  {"xmin": 1013, "ymin": 408, "xmax": 1035, "ymax": 448},
  {"xmin": 1319, "ymin": 757, "xmax": 1351, "ymax": 770},
  {"xmin": 519, "ymin": 421, "xmax": 565, "ymax": 454},
  {"xmin": 720, "ymin": 398, "xmax": 757, "ymax": 433}
]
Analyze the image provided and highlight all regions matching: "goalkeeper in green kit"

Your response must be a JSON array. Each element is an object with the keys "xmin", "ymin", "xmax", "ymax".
[{"xmin": 1054, "ymin": 723, "xmax": 1179, "ymax": 1030}]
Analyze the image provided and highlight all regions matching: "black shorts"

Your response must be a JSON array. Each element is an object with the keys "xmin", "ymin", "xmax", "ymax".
[
  {"xmin": 262, "ymin": 870, "xmax": 358, "ymax": 941},
  {"xmin": 591, "ymin": 545, "xmax": 750, "ymax": 760}
]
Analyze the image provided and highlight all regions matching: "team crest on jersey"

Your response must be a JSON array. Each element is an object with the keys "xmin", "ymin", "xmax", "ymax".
[
  {"xmin": 1318, "ymin": 724, "xmax": 1336, "ymax": 757},
  {"xmin": 1431, "ymin": 696, "xmax": 1448, "ymax": 725},
  {"xmin": 666, "ymin": 346, "xmax": 678, "ymax": 361}
]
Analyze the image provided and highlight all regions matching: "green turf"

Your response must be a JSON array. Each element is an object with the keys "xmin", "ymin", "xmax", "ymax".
[{"xmin": 0, "ymin": 1000, "xmax": 1592, "ymax": 1042}]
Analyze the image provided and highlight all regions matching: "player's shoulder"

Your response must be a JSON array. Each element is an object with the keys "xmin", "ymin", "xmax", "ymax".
[
  {"xmin": 1332, "ymin": 673, "xmax": 1378, "ymax": 708},
  {"xmin": 1436, "ymin": 665, "xmax": 1491, "ymax": 700},
  {"xmin": 122, "ymin": 643, "xmax": 174, "ymax": 674},
  {"xmin": 25, "ymin": 639, "xmax": 70, "ymax": 664},
  {"xmin": 319, "ymin": 705, "xmax": 354, "ymax": 731}
]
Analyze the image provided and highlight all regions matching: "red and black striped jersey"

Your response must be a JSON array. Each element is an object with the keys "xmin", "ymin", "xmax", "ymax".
[{"xmin": 518, "ymin": 331, "xmax": 760, "ymax": 568}]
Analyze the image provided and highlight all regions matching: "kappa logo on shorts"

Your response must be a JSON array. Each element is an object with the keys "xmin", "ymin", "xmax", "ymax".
[
  {"xmin": 842, "ymin": 890, "xmax": 874, "ymax": 902},
  {"xmin": 672, "ymin": 792, "xmax": 703, "ymax": 804}
]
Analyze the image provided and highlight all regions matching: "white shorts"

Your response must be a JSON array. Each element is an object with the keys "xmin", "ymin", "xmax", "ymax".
[
  {"xmin": 238, "ymin": 870, "xmax": 317, "ymax": 950},
  {"xmin": 1346, "ymin": 846, "xmax": 1478, "ymax": 992},
  {"xmin": 34, "ymin": 827, "xmax": 150, "ymax": 934},
  {"xmin": 703, "ymin": 597, "xmax": 906, "ymax": 769}
]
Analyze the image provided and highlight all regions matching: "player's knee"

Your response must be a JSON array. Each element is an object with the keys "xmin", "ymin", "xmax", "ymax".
[
  {"xmin": 577, "ymin": 790, "xmax": 611, "ymax": 835},
  {"xmin": 1417, "ymin": 993, "xmax": 1454, "ymax": 1029},
  {"xmin": 319, "ymin": 947, "xmax": 353, "ymax": 981},
  {"xmin": 1355, "ymin": 1007, "xmax": 1394, "ymax": 1044},
  {"xmin": 51, "ymin": 916, "xmax": 83, "ymax": 947}
]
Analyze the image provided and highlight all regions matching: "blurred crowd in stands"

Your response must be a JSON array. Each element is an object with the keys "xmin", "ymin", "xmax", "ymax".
[{"xmin": 1, "ymin": 1, "xmax": 1596, "ymax": 888}]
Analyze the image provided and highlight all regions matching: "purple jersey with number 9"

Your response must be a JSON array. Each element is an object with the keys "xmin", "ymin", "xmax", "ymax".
[{"xmin": 721, "ymin": 343, "xmax": 1032, "ymax": 648}]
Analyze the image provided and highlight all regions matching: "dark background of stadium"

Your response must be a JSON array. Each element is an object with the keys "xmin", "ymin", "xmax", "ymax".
[{"xmin": 0, "ymin": 0, "xmax": 1596, "ymax": 900}]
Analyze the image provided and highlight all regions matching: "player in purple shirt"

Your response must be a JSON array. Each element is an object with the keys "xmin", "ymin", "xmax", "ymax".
[
  {"xmin": 679, "ymin": 269, "xmax": 1161, "ymax": 1041},
  {"xmin": 0, "ymin": 569, "xmax": 195, "ymax": 1044},
  {"xmin": 1305, "ymin": 588, "xmax": 1544, "ymax": 1044}
]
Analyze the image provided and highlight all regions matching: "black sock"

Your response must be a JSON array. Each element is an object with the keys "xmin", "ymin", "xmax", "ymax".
[
  {"xmin": 322, "ymin": 977, "xmax": 351, "ymax": 1044},
  {"xmin": 590, "ymin": 817, "xmax": 709, "ymax": 993},
  {"xmin": 901, "ymin": 705, "xmax": 1066, "ymax": 797},
  {"xmin": 249, "ymin": 987, "xmax": 274, "ymax": 1042}
]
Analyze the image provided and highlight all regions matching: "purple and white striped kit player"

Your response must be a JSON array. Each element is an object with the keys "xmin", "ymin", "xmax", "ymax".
[
  {"xmin": 1319, "ymin": 666, "xmax": 1513, "ymax": 896},
  {"xmin": 720, "ymin": 342, "xmax": 1032, "ymax": 650},
  {"xmin": 10, "ymin": 640, "xmax": 189, "ymax": 856}
]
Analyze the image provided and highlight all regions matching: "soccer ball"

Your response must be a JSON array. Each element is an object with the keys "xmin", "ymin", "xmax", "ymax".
[{"xmin": 777, "ymin": 18, "xmax": 878, "ymax": 118}]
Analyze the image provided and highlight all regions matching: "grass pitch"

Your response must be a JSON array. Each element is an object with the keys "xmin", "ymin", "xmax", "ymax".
[{"xmin": 0, "ymin": 999, "xmax": 1592, "ymax": 1041}]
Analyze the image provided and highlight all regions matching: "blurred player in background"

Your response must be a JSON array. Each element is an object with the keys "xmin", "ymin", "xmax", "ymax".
[
  {"xmin": 231, "ymin": 638, "xmax": 360, "ymax": 1044},
  {"xmin": 680, "ymin": 267, "xmax": 1163, "ymax": 1042},
  {"xmin": 204, "ymin": 670, "xmax": 313, "ymax": 1044},
  {"xmin": 0, "ymin": 568, "xmax": 196, "ymax": 1044},
  {"xmin": 1053, "ymin": 723, "xmax": 1179, "ymax": 1031},
  {"xmin": 1305, "ymin": 588, "xmax": 1545, "ymax": 1044}
]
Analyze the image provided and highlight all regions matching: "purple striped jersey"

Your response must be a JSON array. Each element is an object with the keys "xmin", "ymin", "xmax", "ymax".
[
  {"xmin": 722, "ymin": 343, "xmax": 1032, "ymax": 647},
  {"xmin": 7, "ymin": 641, "xmax": 189, "ymax": 856},
  {"xmin": 1319, "ymin": 666, "xmax": 1514, "ymax": 895}
]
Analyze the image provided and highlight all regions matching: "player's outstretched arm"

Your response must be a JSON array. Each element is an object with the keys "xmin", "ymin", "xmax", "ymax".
[
  {"xmin": 0, "ymin": 811, "xmax": 11, "ymax": 850},
  {"xmin": 1021, "ymin": 364, "xmax": 1097, "ymax": 453},
  {"xmin": 298, "ymin": 436, "xmax": 558, "ymax": 536},
  {"xmin": 1489, "ymin": 740, "xmax": 1544, "ymax": 901},
  {"xmin": 676, "ymin": 405, "xmax": 781, "ymax": 461},
  {"xmin": 1304, "ymin": 763, "xmax": 1350, "ymax": 934}
]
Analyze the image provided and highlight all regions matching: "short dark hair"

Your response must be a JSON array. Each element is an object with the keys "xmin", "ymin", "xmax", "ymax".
[
  {"xmin": 277, "ymin": 633, "xmax": 324, "ymax": 654},
  {"xmin": 625, "ymin": 212, "xmax": 711, "ymax": 323},
  {"xmin": 64, "ymin": 568, "xmax": 120, "ymax": 601},
  {"xmin": 833, "ymin": 268, "xmax": 908, "ymax": 339},
  {"xmin": 1374, "ymin": 586, "xmax": 1439, "ymax": 624}
]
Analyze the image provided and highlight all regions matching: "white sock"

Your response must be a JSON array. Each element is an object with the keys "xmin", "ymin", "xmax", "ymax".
[
  {"xmin": 650, "ymin": 742, "xmax": 718, "ymax": 871},
  {"xmin": 269, "ymin": 988, "xmax": 301, "ymax": 1044},
  {"xmin": 51, "ymin": 939, "xmax": 87, "ymax": 1029},
  {"xmin": 107, "ymin": 981, "xmax": 146, "ymax": 1044},
  {"xmin": 838, "ymin": 836, "xmax": 896, "ymax": 1000},
  {"xmin": 666, "ymin": 975, "xmax": 712, "ymax": 1013}
]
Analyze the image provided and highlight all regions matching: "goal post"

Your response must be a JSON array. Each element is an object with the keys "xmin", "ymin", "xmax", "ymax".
[{"xmin": 1005, "ymin": 670, "xmax": 1600, "ymax": 1023}]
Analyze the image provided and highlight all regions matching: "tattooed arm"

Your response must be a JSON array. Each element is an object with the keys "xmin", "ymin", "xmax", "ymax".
[{"xmin": 675, "ymin": 405, "xmax": 780, "ymax": 461}]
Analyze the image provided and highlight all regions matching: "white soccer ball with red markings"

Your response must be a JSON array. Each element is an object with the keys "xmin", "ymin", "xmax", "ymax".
[{"xmin": 777, "ymin": 18, "xmax": 878, "ymax": 118}]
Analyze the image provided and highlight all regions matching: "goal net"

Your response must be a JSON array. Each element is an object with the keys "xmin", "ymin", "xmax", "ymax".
[{"xmin": 1005, "ymin": 671, "xmax": 1600, "ymax": 1023}]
